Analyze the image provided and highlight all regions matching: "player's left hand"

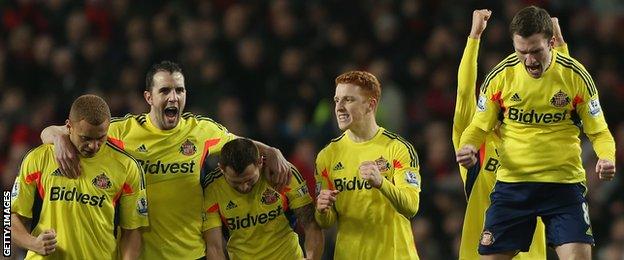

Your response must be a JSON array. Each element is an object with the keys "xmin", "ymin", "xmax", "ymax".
[
  {"xmin": 359, "ymin": 161, "xmax": 383, "ymax": 188},
  {"xmin": 264, "ymin": 147, "xmax": 291, "ymax": 189},
  {"xmin": 596, "ymin": 159, "xmax": 616, "ymax": 181}
]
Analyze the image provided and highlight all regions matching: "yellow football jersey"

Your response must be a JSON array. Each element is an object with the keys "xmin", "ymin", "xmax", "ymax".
[
  {"xmin": 460, "ymin": 49, "xmax": 614, "ymax": 183},
  {"xmin": 314, "ymin": 127, "xmax": 420, "ymax": 260},
  {"xmin": 454, "ymin": 37, "xmax": 554, "ymax": 260},
  {"xmin": 11, "ymin": 142, "xmax": 148, "ymax": 260},
  {"xmin": 108, "ymin": 112, "xmax": 235, "ymax": 259},
  {"xmin": 202, "ymin": 166, "xmax": 312, "ymax": 259}
]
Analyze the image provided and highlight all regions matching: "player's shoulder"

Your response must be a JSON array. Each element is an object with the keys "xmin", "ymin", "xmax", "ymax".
[
  {"xmin": 489, "ymin": 53, "xmax": 520, "ymax": 73},
  {"xmin": 110, "ymin": 113, "xmax": 148, "ymax": 130},
  {"xmin": 102, "ymin": 140, "xmax": 142, "ymax": 169},
  {"xmin": 380, "ymin": 128, "xmax": 419, "ymax": 164},
  {"xmin": 201, "ymin": 167, "xmax": 225, "ymax": 189},
  {"xmin": 318, "ymin": 133, "xmax": 346, "ymax": 157},
  {"xmin": 380, "ymin": 128, "xmax": 412, "ymax": 145},
  {"xmin": 553, "ymin": 51, "xmax": 590, "ymax": 73},
  {"xmin": 181, "ymin": 112, "xmax": 228, "ymax": 131},
  {"xmin": 24, "ymin": 144, "xmax": 54, "ymax": 161},
  {"xmin": 553, "ymin": 51, "xmax": 596, "ymax": 95}
]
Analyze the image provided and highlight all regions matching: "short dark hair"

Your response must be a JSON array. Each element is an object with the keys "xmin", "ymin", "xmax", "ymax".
[
  {"xmin": 145, "ymin": 60, "xmax": 183, "ymax": 91},
  {"xmin": 219, "ymin": 138, "xmax": 259, "ymax": 175},
  {"xmin": 510, "ymin": 6, "xmax": 553, "ymax": 40},
  {"xmin": 69, "ymin": 94, "xmax": 111, "ymax": 125}
]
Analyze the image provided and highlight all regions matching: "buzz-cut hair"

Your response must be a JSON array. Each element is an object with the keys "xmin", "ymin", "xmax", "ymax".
[
  {"xmin": 510, "ymin": 6, "xmax": 553, "ymax": 40},
  {"xmin": 335, "ymin": 71, "xmax": 381, "ymax": 101},
  {"xmin": 145, "ymin": 60, "xmax": 183, "ymax": 91},
  {"xmin": 219, "ymin": 138, "xmax": 259, "ymax": 175},
  {"xmin": 69, "ymin": 94, "xmax": 111, "ymax": 125}
]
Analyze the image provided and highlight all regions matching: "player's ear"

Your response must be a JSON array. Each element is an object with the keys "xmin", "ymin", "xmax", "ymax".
[
  {"xmin": 257, "ymin": 155, "xmax": 265, "ymax": 167},
  {"xmin": 217, "ymin": 162, "xmax": 225, "ymax": 173},
  {"xmin": 144, "ymin": 90, "xmax": 152, "ymax": 106},
  {"xmin": 369, "ymin": 98, "xmax": 378, "ymax": 112},
  {"xmin": 65, "ymin": 119, "xmax": 72, "ymax": 132}
]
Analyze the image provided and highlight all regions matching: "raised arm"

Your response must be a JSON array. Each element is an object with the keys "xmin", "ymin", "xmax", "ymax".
[{"xmin": 453, "ymin": 9, "xmax": 491, "ymax": 150}]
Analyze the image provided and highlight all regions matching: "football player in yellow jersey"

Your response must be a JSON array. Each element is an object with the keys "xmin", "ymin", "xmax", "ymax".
[
  {"xmin": 315, "ymin": 71, "xmax": 421, "ymax": 259},
  {"xmin": 457, "ymin": 6, "xmax": 616, "ymax": 260},
  {"xmin": 40, "ymin": 61, "xmax": 292, "ymax": 259},
  {"xmin": 11, "ymin": 95, "xmax": 148, "ymax": 259},
  {"xmin": 202, "ymin": 138, "xmax": 323, "ymax": 260},
  {"xmin": 455, "ymin": 10, "xmax": 570, "ymax": 260}
]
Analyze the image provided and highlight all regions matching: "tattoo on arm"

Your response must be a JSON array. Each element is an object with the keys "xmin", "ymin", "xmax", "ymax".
[{"xmin": 294, "ymin": 204, "xmax": 315, "ymax": 226}]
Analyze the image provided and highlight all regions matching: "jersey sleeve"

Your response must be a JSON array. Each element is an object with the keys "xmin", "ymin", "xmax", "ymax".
[
  {"xmin": 453, "ymin": 37, "xmax": 480, "ymax": 150},
  {"xmin": 313, "ymin": 148, "xmax": 337, "ymax": 228},
  {"xmin": 11, "ymin": 149, "xmax": 42, "ymax": 218},
  {"xmin": 574, "ymin": 63, "xmax": 608, "ymax": 134},
  {"xmin": 572, "ymin": 61, "xmax": 615, "ymax": 161},
  {"xmin": 284, "ymin": 165, "xmax": 313, "ymax": 210},
  {"xmin": 377, "ymin": 140, "xmax": 421, "ymax": 218},
  {"xmin": 202, "ymin": 169, "xmax": 224, "ymax": 231},
  {"xmin": 459, "ymin": 56, "xmax": 510, "ymax": 148},
  {"xmin": 119, "ymin": 160, "xmax": 149, "ymax": 230}
]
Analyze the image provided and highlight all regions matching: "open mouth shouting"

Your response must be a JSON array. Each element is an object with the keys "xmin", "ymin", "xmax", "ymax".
[
  {"xmin": 162, "ymin": 106, "xmax": 180, "ymax": 127},
  {"xmin": 525, "ymin": 62, "xmax": 542, "ymax": 78}
]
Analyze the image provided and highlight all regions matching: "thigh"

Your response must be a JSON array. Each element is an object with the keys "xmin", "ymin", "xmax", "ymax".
[
  {"xmin": 537, "ymin": 183, "xmax": 593, "ymax": 247},
  {"xmin": 479, "ymin": 182, "xmax": 539, "ymax": 255}
]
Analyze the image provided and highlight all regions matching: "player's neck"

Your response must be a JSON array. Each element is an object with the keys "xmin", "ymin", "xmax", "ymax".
[{"xmin": 347, "ymin": 119, "xmax": 379, "ymax": 143}]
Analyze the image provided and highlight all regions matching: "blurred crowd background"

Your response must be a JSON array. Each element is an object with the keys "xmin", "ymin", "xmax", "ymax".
[{"xmin": 1, "ymin": 0, "xmax": 623, "ymax": 259}]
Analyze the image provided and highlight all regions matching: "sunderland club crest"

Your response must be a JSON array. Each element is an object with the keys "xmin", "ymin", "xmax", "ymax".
[
  {"xmin": 480, "ymin": 230, "xmax": 495, "ymax": 246},
  {"xmin": 179, "ymin": 139, "xmax": 197, "ymax": 156},
  {"xmin": 550, "ymin": 90, "xmax": 570, "ymax": 108},
  {"xmin": 375, "ymin": 156, "xmax": 390, "ymax": 172},
  {"xmin": 92, "ymin": 173, "xmax": 112, "ymax": 189},
  {"xmin": 261, "ymin": 189, "xmax": 279, "ymax": 205}
]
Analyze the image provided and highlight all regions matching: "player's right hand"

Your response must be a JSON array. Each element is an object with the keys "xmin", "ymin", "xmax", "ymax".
[
  {"xmin": 316, "ymin": 189, "xmax": 339, "ymax": 213},
  {"xmin": 469, "ymin": 9, "xmax": 492, "ymax": 39},
  {"xmin": 456, "ymin": 145, "xmax": 478, "ymax": 168},
  {"xmin": 54, "ymin": 134, "xmax": 81, "ymax": 178},
  {"xmin": 551, "ymin": 17, "xmax": 565, "ymax": 47},
  {"xmin": 33, "ymin": 229, "xmax": 57, "ymax": 256},
  {"xmin": 596, "ymin": 159, "xmax": 616, "ymax": 181}
]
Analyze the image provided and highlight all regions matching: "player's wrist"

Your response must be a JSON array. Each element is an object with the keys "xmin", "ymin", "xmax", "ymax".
[
  {"xmin": 372, "ymin": 177, "xmax": 383, "ymax": 189},
  {"xmin": 468, "ymin": 32, "xmax": 482, "ymax": 39}
]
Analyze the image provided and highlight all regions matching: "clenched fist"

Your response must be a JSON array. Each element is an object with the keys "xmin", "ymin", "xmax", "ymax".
[
  {"xmin": 456, "ymin": 145, "xmax": 478, "ymax": 169},
  {"xmin": 359, "ymin": 161, "xmax": 383, "ymax": 188},
  {"xmin": 316, "ymin": 189, "xmax": 339, "ymax": 213},
  {"xmin": 596, "ymin": 159, "xmax": 616, "ymax": 181},
  {"xmin": 469, "ymin": 9, "xmax": 492, "ymax": 39}
]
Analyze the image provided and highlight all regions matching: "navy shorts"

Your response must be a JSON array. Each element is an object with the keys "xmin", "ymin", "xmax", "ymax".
[{"xmin": 478, "ymin": 182, "xmax": 594, "ymax": 255}]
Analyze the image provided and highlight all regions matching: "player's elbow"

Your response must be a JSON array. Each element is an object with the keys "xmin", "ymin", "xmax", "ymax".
[{"xmin": 400, "ymin": 202, "xmax": 419, "ymax": 219}]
